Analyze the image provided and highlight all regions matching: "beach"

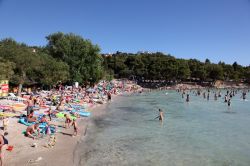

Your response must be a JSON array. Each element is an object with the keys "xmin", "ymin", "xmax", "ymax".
[
  {"xmin": 5, "ymin": 102, "xmax": 109, "ymax": 166},
  {"xmin": 1, "ymin": 1, "xmax": 250, "ymax": 165},
  {"xmin": 0, "ymin": 80, "xmax": 141, "ymax": 166}
]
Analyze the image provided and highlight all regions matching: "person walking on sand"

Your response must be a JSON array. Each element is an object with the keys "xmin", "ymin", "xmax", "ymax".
[
  {"xmin": 72, "ymin": 119, "xmax": 78, "ymax": 136},
  {"xmin": 0, "ymin": 132, "xmax": 8, "ymax": 166}
]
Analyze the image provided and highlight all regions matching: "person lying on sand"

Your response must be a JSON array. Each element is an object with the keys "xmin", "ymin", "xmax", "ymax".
[{"xmin": 26, "ymin": 123, "xmax": 40, "ymax": 140}]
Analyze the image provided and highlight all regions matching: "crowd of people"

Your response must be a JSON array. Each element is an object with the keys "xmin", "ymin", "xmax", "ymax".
[
  {"xmin": 0, "ymin": 79, "xmax": 143, "ymax": 166},
  {"xmin": 179, "ymin": 88, "xmax": 249, "ymax": 107}
]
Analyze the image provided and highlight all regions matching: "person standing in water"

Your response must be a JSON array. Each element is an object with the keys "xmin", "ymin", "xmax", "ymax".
[
  {"xmin": 224, "ymin": 95, "xmax": 228, "ymax": 103},
  {"xmin": 242, "ymin": 91, "xmax": 247, "ymax": 100},
  {"xmin": 228, "ymin": 98, "xmax": 231, "ymax": 107},
  {"xmin": 155, "ymin": 109, "xmax": 164, "ymax": 121},
  {"xmin": 182, "ymin": 91, "xmax": 185, "ymax": 98},
  {"xmin": 218, "ymin": 91, "xmax": 222, "ymax": 97},
  {"xmin": 186, "ymin": 94, "xmax": 190, "ymax": 102},
  {"xmin": 158, "ymin": 109, "xmax": 164, "ymax": 121},
  {"xmin": 214, "ymin": 93, "xmax": 218, "ymax": 100}
]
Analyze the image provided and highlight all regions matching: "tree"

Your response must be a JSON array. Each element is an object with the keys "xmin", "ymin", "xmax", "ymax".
[
  {"xmin": 177, "ymin": 61, "xmax": 191, "ymax": 80},
  {"xmin": 38, "ymin": 52, "xmax": 70, "ymax": 86},
  {"xmin": 0, "ymin": 58, "xmax": 15, "ymax": 80},
  {"xmin": 206, "ymin": 64, "xmax": 224, "ymax": 80},
  {"xmin": 232, "ymin": 61, "xmax": 238, "ymax": 71},
  {"xmin": 46, "ymin": 32, "xmax": 104, "ymax": 85},
  {"xmin": 205, "ymin": 58, "xmax": 211, "ymax": 64},
  {"xmin": 0, "ymin": 38, "xmax": 42, "ymax": 96}
]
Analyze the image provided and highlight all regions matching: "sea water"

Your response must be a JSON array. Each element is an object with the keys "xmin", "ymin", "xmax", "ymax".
[{"xmin": 75, "ymin": 91, "xmax": 250, "ymax": 166}]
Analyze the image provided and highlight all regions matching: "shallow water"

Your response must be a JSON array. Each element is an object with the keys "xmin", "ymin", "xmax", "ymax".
[{"xmin": 76, "ymin": 91, "xmax": 250, "ymax": 166}]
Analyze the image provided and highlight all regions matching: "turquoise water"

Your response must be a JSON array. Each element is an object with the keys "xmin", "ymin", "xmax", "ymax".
[{"xmin": 75, "ymin": 91, "xmax": 250, "ymax": 166}]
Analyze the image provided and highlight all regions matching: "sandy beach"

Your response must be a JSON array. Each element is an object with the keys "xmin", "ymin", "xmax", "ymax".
[
  {"xmin": 3, "ymin": 90, "xmax": 128, "ymax": 166},
  {"xmin": 4, "ymin": 103, "xmax": 108, "ymax": 166}
]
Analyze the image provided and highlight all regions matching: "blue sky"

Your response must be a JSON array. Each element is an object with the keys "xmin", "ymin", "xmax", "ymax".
[{"xmin": 0, "ymin": 0, "xmax": 250, "ymax": 66}]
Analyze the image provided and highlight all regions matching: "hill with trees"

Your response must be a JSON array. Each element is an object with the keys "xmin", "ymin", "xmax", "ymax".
[
  {"xmin": 0, "ymin": 32, "xmax": 249, "ymax": 92},
  {"xmin": 103, "ymin": 51, "xmax": 250, "ymax": 84}
]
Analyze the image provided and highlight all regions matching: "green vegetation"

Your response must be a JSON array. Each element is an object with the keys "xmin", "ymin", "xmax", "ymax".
[
  {"xmin": 46, "ymin": 32, "xmax": 103, "ymax": 85},
  {"xmin": 0, "ymin": 32, "xmax": 249, "ymax": 94},
  {"xmin": 0, "ymin": 33, "xmax": 104, "ymax": 94},
  {"xmin": 103, "ymin": 52, "xmax": 250, "ymax": 83}
]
